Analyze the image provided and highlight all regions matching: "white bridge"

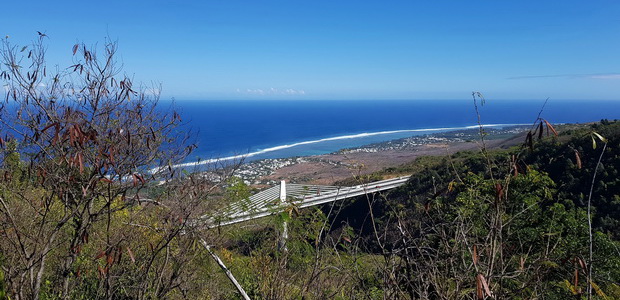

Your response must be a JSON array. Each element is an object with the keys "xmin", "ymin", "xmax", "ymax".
[{"xmin": 204, "ymin": 176, "xmax": 411, "ymax": 228}]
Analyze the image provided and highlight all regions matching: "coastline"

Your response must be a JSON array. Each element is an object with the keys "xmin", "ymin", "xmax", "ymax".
[
  {"xmin": 224, "ymin": 125, "xmax": 531, "ymax": 186},
  {"xmin": 174, "ymin": 123, "xmax": 529, "ymax": 171}
]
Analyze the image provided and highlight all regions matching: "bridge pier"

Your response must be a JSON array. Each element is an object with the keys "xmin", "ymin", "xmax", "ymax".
[{"xmin": 278, "ymin": 180, "xmax": 289, "ymax": 252}]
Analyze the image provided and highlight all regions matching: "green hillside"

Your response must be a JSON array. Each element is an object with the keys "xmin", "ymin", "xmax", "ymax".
[{"xmin": 323, "ymin": 120, "xmax": 620, "ymax": 299}]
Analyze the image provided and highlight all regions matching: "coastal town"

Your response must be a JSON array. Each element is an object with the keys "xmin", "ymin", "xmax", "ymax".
[{"xmin": 227, "ymin": 125, "xmax": 531, "ymax": 186}]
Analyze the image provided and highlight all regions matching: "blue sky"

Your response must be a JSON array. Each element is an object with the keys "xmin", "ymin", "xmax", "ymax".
[{"xmin": 2, "ymin": 1, "xmax": 620, "ymax": 100}]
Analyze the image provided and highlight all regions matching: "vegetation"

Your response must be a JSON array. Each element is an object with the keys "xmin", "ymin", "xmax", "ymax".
[
  {"xmin": 182, "ymin": 121, "xmax": 619, "ymax": 299},
  {"xmin": 205, "ymin": 120, "xmax": 620, "ymax": 299},
  {"xmin": 0, "ymin": 36, "xmax": 224, "ymax": 299},
  {"xmin": 370, "ymin": 121, "xmax": 620, "ymax": 299},
  {"xmin": 1, "ymin": 36, "xmax": 619, "ymax": 299}
]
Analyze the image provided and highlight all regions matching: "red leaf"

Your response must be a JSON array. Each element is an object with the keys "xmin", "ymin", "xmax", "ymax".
[
  {"xmin": 136, "ymin": 173, "xmax": 145, "ymax": 185},
  {"xmin": 495, "ymin": 183, "xmax": 503, "ymax": 201},
  {"xmin": 100, "ymin": 177, "xmax": 113, "ymax": 183},
  {"xmin": 95, "ymin": 251, "xmax": 106, "ymax": 260},
  {"xmin": 41, "ymin": 122, "xmax": 59, "ymax": 133},
  {"xmin": 424, "ymin": 201, "xmax": 431, "ymax": 212},
  {"xmin": 577, "ymin": 257, "xmax": 587, "ymax": 270},
  {"xmin": 543, "ymin": 119, "xmax": 558, "ymax": 136},
  {"xmin": 473, "ymin": 245, "xmax": 478, "ymax": 267},
  {"xmin": 51, "ymin": 132, "xmax": 59, "ymax": 145},
  {"xmin": 512, "ymin": 155, "xmax": 519, "ymax": 176},
  {"xmin": 78, "ymin": 152, "xmax": 84, "ymax": 173},
  {"xmin": 574, "ymin": 149, "xmax": 582, "ymax": 169},
  {"xmin": 172, "ymin": 111, "xmax": 182, "ymax": 122},
  {"xmin": 574, "ymin": 266, "xmax": 579, "ymax": 291},
  {"xmin": 69, "ymin": 128, "xmax": 76, "ymax": 146},
  {"xmin": 97, "ymin": 265, "xmax": 105, "ymax": 277},
  {"xmin": 132, "ymin": 174, "xmax": 146, "ymax": 185},
  {"xmin": 477, "ymin": 274, "xmax": 493, "ymax": 298}
]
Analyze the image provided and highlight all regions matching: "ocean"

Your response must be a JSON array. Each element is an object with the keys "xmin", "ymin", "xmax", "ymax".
[{"xmin": 168, "ymin": 99, "xmax": 620, "ymax": 165}]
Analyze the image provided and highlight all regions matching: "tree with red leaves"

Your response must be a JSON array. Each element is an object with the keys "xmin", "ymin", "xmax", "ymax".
[{"xmin": 0, "ymin": 35, "xmax": 214, "ymax": 299}]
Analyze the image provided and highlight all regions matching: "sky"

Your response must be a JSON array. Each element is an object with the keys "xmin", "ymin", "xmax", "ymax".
[{"xmin": 1, "ymin": 1, "xmax": 620, "ymax": 101}]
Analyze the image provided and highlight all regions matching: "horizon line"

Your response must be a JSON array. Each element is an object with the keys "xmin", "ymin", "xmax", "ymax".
[{"xmin": 160, "ymin": 98, "xmax": 620, "ymax": 102}]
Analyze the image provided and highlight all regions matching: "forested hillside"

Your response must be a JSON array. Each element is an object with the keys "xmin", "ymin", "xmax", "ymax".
[{"xmin": 327, "ymin": 120, "xmax": 620, "ymax": 299}]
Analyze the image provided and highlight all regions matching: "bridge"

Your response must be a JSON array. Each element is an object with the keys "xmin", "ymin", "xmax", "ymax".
[
  {"xmin": 194, "ymin": 175, "xmax": 412, "ymax": 299},
  {"xmin": 203, "ymin": 175, "xmax": 411, "ymax": 228}
]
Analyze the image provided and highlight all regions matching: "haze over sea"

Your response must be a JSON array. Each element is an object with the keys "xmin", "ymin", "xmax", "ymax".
[{"xmin": 172, "ymin": 99, "xmax": 620, "ymax": 165}]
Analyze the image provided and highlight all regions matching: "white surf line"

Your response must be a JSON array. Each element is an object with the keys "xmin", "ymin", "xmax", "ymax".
[{"xmin": 154, "ymin": 123, "xmax": 529, "ymax": 172}]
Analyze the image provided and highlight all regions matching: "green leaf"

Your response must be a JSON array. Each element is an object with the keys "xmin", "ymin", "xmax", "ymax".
[
  {"xmin": 590, "ymin": 280, "xmax": 609, "ymax": 300},
  {"xmin": 541, "ymin": 260, "xmax": 559, "ymax": 268},
  {"xmin": 563, "ymin": 279, "xmax": 579, "ymax": 295},
  {"xmin": 279, "ymin": 212, "xmax": 291, "ymax": 222}
]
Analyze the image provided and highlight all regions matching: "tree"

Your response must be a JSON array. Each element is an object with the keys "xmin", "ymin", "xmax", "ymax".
[
  {"xmin": 0, "ymin": 35, "xmax": 212, "ymax": 299},
  {"xmin": 358, "ymin": 121, "xmax": 620, "ymax": 299}
]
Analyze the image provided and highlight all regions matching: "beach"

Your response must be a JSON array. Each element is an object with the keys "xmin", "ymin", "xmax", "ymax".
[{"xmin": 229, "ymin": 126, "xmax": 530, "ymax": 186}]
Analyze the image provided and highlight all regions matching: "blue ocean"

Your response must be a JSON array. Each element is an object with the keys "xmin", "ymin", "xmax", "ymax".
[{"xmin": 168, "ymin": 99, "xmax": 620, "ymax": 165}]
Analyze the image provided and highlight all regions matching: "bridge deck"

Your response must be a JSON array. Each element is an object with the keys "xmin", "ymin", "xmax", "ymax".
[{"xmin": 204, "ymin": 176, "xmax": 410, "ymax": 228}]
